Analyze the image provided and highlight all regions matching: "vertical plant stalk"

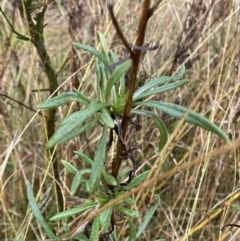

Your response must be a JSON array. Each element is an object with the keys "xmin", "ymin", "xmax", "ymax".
[
  {"xmin": 111, "ymin": 0, "xmax": 151, "ymax": 178},
  {"xmin": 64, "ymin": 0, "xmax": 80, "ymax": 205},
  {"xmin": 68, "ymin": 0, "xmax": 80, "ymax": 89},
  {"xmin": 20, "ymin": 3, "xmax": 63, "ymax": 210}
]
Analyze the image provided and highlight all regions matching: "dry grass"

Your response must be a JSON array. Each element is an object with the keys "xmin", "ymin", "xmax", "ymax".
[{"xmin": 1, "ymin": 0, "xmax": 240, "ymax": 240}]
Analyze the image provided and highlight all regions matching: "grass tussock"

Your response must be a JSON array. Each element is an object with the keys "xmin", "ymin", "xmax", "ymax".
[{"xmin": 0, "ymin": 0, "xmax": 240, "ymax": 240}]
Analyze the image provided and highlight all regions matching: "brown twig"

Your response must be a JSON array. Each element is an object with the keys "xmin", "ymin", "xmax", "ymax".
[
  {"xmin": 221, "ymin": 223, "xmax": 240, "ymax": 231},
  {"xmin": 108, "ymin": 4, "xmax": 134, "ymax": 59},
  {"xmin": 106, "ymin": 43, "xmax": 159, "ymax": 70},
  {"xmin": 111, "ymin": 0, "xmax": 152, "ymax": 178},
  {"xmin": 0, "ymin": 93, "xmax": 46, "ymax": 118},
  {"xmin": 149, "ymin": 0, "xmax": 164, "ymax": 15}
]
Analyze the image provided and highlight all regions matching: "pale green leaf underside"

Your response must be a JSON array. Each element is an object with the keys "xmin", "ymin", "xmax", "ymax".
[
  {"xmin": 131, "ymin": 109, "xmax": 168, "ymax": 151},
  {"xmin": 88, "ymin": 126, "xmax": 108, "ymax": 193},
  {"xmin": 134, "ymin": 101, "xmax": 229, "ymax": 142},
  {"xmin": 133, "ymin": 65, "xmax": 186, "ymax": 101},
  {"xmin": 71, "ymin": 169, "xmax": 91, "ymax": 195},
  {"xmin": 98, "ymin": 32, "xmax": 109, "ymax": 63},
  {"xmin": 26, "ymin": 181, "xmax": 58, "ymax": 240},
  {"xmin": 133, "ymin": 79, "xmax": 189, "ymax": 101},
  {"xmin": 90, "ymin": 216, "xmax": 100, "ymax": 241},
  {"xmin": 61, "ymin": 160, "xmax": 78, "ymax": 174},
  {"xmin": 137, "ymin": 195, "xmax": 161, "ymax": 238},
  {"xmin": 37, "ymin": 92, "xmax": 90, "ymax": 109},
  {"xmin": 74, "ymin": 151, "xmax": 94, "ymax": 166},
  {"xmin": 50, "ymin": 201, "xmax": 97, "ymax": 221},
  {"xmin": 126, "ymin": 171, "xmax": 150, "ymax": 190},
  {"xmin": 105, "ymin": 59, "xmax": 132, "ymax": 102},
  {"xmin": 128, "ymin": 219, "xmax": 137, "ymax": 241},
  {"xmin": 46, "ymin": 103, "xmax": 109, "ymax": 149},
  {"xmin": 73, "ymin": 42, "xmax": 109, "ymax": 66},
  {"xmin": 101, "ymin": 108, "xmax": 115, "ymax": 128}
]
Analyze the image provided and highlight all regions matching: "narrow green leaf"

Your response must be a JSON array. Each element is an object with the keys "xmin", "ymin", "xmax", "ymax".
[
  {"xmin": 74, "ymin": 151, "xmax": 93, "ymax": 166},
  {"xmin": 111, "ymin": 85, "xmax": 119, "ymax": 109},
  {"xmin": 74, "ymin": 151, "xmax": 115, "ymax": 188},
  {"xmin": 105, "ymin": 60, "xmax": 132, "ymax": 102},
  {"xmin": 50, "ymin": 201, "xmax": 97, "ymax": 221},
  {"xmin": 110, "ymin": 51, "xmax": 126, "ymax": 107},
  {"xmin": 88, "ymin": 126, "xmax": 108, "ymax": 193},
  {"xmin": 102, "ymin": 171, "xmax": 117, "ymax": 186},
  {"xmin": 116, "ymin": 168, "xmax": 133, "ymax": 185},
  {"xmin": 47, "ymin": 115, "xmax": 100, "ymax": 149},
  {"xmin": 131, "ymin": 109, "xmax": 168, "ymax": 151},
  {"xmin": 98, "ymin": 32, "xmax": 109, "ymax": 63},
  {"xmin": 232, "ymin": 204, "xmax": 240, "ymax": 211},
  {"xmin": 123, "ymin": 197, "xmax": 135, "ymax": 205},
  {"xmin": 109, "ymin": 49, "xmax": 127, "ymax": 102},
  {"xmin": 174, "ymin": 65, "xmax": 185, "ymax": 80},
  {"xmin": 116, "ymin": 206, "xmax": 139, "ymax": 219},
  {"xmin": 72, "ymin": 233, "xmax": 89, "ymax": 241},
  {"xmin": 46, "ymin": 103, "xmax": 109, "ymax": 148},
  {"xmin": 109, "ymin": 231, "xmax": 117, "ymax": 241},
  {"xmin": 26, "ymin": 181, "xmax": 58, "ymax": 240},
  {"xmin": 153, "ymin": 115, "xmax": 169, "ymax": 151},
  {"xmin": 101, "ymin": 108, "xmax": 115, "ymax": 128},
  {"xmin": 133, "ymin": 79, "xmax": 189, "ymax": 101},
  {"xmin": 37, "ymin": 92, "xmax": 88, "ymax": 109},
  {"xmin": 133, "ymin": 66, "xmax": 185, "ymax": 101},
  {"xmin": 126, "ymin": 171, "xmax": 150, "ymax": 190},
  {"xmin": 134, "ymin": 101, "xmax": 229, "ymax": 142},
  {"xmin": 93, "ymin": 193, "xmax": 108, "ymax": 205},
  {"xmin": 61, "ymin": 160, "xmax": 78, "ymax": 174},
  {"xmin": 99, "ymin": 207, "xmax": 112, "ymax": 232},
  {"xmin": 113, "ymin": 94, "xmax": 126, "ymax": 114},
  {"xmin": 128, "ymin": 220, "xmax": 137, "ymax": 241},
  {"xmin": 109, "ymin": 50, "xmax": 118, "ymax": 63},
  {"xmin": 90, "ymin": 216, "xmax": 100, "ymax": 241},
  {"xmin": 62, "ymin": 222, "xmax": 70, "ymax": 233},
  {"xmin": 109, "ymin": 51, "xmax": 126, "ymax": 97},
  {"xmin": 60, "ymin": 102, "xmax": 107, "ymax": 126},
  {"xmin": 119, "ymin": 74, "xmax": 126, "ymax": 97},
  {"xmin": 71, "ymin": 169, "xmax": 91, "ymax": 195},
  {"xmin": 90, "ymin": 99, "xmax": 101, "ymax": 106},
  {"xmin": 96, "ymin": 63, "xmax": 105, "ymax": 101},
  {"xmin": 73, "ymin": 88, "xmax": 91, "ymax": 105},
  {"xmin": 137, "ymin": 195, "xmax": 161, "ymax": 238},
  {"xmin": 133, "ymin": 68, "xmax": 186, "ymax": 102},
  {"xmin": 73, "ymin": 42, "xmax": 109, "ymax": 66},
  {"xmin": 133, "ymin": 76, "xmax": 171, "ymax": 101}
]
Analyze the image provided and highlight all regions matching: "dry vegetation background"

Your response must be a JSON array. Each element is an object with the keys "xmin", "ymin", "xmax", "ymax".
[{"xmin": 1, "ymin": 0, "xmax": 240, "ymax": 240}]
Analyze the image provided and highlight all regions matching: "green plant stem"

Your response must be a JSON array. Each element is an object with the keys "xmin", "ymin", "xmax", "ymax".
[
  {"xmin": 1, "ymin": 0, "xmax": 63, "ymax": 212},
  {"xmin": 0, "ymin": 7, "xmax": 30, "ymax": 41},
  {"xmin": 23, "ymin": 2, "xmax": 62, "ymax": 210},
  {"xmin": 111, "ymin": 0, "xmax": 151, "ymax": 178}
]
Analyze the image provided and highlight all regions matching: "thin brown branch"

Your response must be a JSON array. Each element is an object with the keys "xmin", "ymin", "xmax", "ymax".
[
  {"xmin": 106, "ymin": 43, "xmax": 159, "ymax": 70},
  {"xmin": 108, "ymin": 3, "xmax": 134, "ymax": 58},
  {"xmin": 149, "ymin": 0, "xmax": 164, "ymax": 15},
  {"xmin": 0, "ymin": 93, "xmax": 46, "ymax": 118},
  {"xmin": 111, "ymin": 0, "xmax": 152, "ymax": 178},
  {"xmin": 221, "ymin": 223, "xmax": 240, "ymax": 231}
]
